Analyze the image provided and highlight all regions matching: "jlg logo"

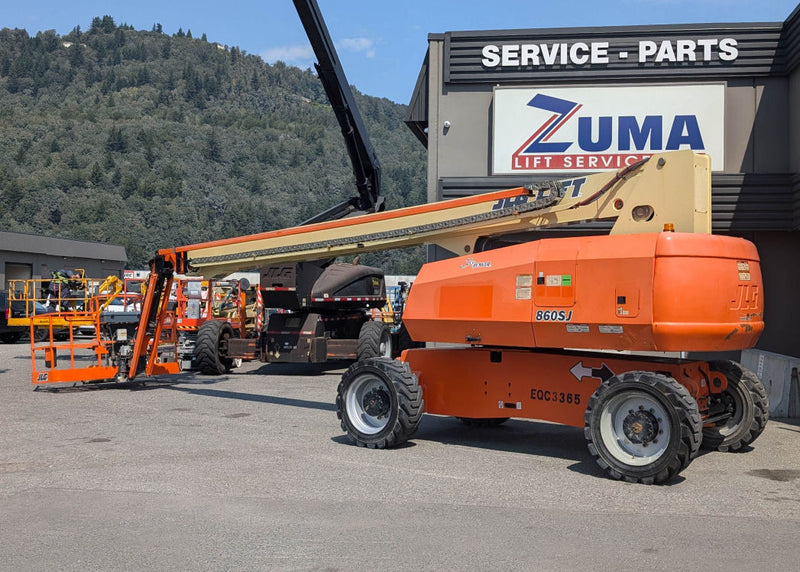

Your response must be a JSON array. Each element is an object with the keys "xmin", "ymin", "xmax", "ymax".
[
  {"xmin": 490, "ymin": 177, "xmax": 588, "ymax": 211},
  {"xmin": 730, "ymin": 285, "xmax": 759, "ymax": 311}
]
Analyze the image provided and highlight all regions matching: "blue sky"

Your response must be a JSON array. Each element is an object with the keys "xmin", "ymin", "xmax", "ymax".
[{"xmin": 4, "ymin": 1, "xmax": 799, "ymax": 104}]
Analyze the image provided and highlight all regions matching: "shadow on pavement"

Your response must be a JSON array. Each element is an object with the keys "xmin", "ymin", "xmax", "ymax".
[
  {"xmin": 249, "ymin": 361, "xmax": 351, "ymax": 376},
  {"xmin": 166, "ymin": 385, "xmax": 337, "ymax": 411}
]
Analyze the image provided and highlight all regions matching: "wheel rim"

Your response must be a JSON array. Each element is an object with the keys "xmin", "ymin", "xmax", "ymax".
[
  {"xmin": 346, "ymin": 373, "xmax": 393, "ymax": 435},
  {"xmin": 599, "ymin": 391, "xmax": 671, "ymax": 466},
  {"xmin": 379, "ymin": 332, "xmax": 391, "ymax": 358},
  {"xmin": 712, "ymin": 385, "xmax": 746, "ymax": 437}
]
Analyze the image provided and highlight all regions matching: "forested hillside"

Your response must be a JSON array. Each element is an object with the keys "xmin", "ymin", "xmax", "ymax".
[{"xmin": 0, "ymin": 16, "xmax": 427, "ymax": 272}]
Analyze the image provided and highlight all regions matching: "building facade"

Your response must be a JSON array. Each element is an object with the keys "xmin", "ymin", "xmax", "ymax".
[
  {"xmin": 406, "ymin": 6, "xmax": 800, "ymax": 357},
  {"xmin": 1, "ymin": 231, "xmax": 127, "ymax": 291}
]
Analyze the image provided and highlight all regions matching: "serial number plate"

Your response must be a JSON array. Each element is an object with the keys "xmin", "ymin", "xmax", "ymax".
[{"xmin": 530, "ymin": 388, "xmax": 581, "ymax": 405}]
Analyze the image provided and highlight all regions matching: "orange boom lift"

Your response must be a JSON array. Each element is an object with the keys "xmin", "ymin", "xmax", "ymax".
[{"xmin": 333, "ymin": 152, "xmax": 768, "ymax": 484}]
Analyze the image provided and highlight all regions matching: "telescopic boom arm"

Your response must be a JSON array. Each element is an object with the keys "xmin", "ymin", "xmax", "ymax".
[{"xmin": 293, "ymin": 0, "xmax": 384, "ymax": 222}]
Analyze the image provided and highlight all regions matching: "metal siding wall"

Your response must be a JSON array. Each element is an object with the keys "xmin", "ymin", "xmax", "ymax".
[
  {"xmin": 724, "ymin": 80, "xmax": 756, "ymax": 173},
  {"xmin": 437, "ymin": 85, "xmax": 493, "ymax": 178},
  {"xmin": 783, "ymin": 5, "xmax": 800, "ymax": 73},
  {"xmin": 711, "ymin": 174, "xmax": 794, "ymax": 231},
  {"xmin": 753, "ymin": 78, "xmax": 790, "ymax": 173}
]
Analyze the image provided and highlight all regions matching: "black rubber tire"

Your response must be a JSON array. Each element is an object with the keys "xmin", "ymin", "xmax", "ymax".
[
  {"xmin": 0, "ymin": 332, "xmax": 22, "ymax": 344},
  {"xmin": 33, "ymin": 328, "xmax": 47, "ymax": 342},
  {"xmin": 457, "ymin": 417, "xmax": 510, "ymax": 427},
  {"xmin": 584, "ymin": 371, "xmax": 702, "ymax": 485},
  {"xmin": 357, "ymin": 320, "xmax": 392, "ymax": 361},
  {"xmin": 702, "ymin": 360, "xmax": 769, "ymax": 452},
  {"xmin": 54, "ymin": 329, "xmax": 70, "ymax": 341},
  {"xmin": 337, "ymin": 357, "xmax": 424, "ymax": 449},
  {"xmin": 194, "ymin": 320, "xmax": 235, "ymax": 375}
]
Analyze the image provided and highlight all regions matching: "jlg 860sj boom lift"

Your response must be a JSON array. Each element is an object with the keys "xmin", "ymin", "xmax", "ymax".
[{"xmin": 332, "ymin": 152, "xmax": 768, "ymax": 485}]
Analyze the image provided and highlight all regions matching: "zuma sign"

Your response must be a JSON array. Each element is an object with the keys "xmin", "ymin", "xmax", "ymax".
[{"xmin": 492, "ymin": 84, "xmax": 725, "ymax": 174}]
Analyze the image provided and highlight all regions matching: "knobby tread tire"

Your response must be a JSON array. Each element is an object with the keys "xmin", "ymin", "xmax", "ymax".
[
  {"xmin": 336, "ymin": 357, "xmax": 424, "ymax": 449},
  {"xmin": 194, "ymin": 320, "xmax": 234, "ymax": 375},
  {"xmin": 702, "ymin": 360, "xmax": 769, "ymax": 452},
  {"xmin": 584, "ymin": 371, "xmax": 702, "ymax": 485},
  {"xmin": 357, "ymin": 320, "xmax": 390, "ymax": 361}
]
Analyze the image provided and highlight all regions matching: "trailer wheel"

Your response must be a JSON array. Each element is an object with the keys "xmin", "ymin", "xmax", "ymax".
[
  {"xmin": 357, "ymin": 320, "xmax": 392, "ymax": 360},
  {"xmin": 194, "ymin": 320, "xmax": 235, "ymax": 375},
  {"xmin": 702, "ymin": 360, "xmax": 769, "ymax": 452},
  {"xmin": 584, "ymin": 371, "xmax": 701, "ymax": 484},
  {"xmin": 337, "ymin": 357, "xmax": 423, "ymax": 448}
]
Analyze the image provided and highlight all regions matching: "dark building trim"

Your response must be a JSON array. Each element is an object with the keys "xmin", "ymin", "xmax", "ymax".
[
  {"xmin": 782, "ymin": 4, "xmax": 800, "ymax": 72},
  {"xmin": 404, "ymin": 51, "xmax": 430, "ymax": 147}
]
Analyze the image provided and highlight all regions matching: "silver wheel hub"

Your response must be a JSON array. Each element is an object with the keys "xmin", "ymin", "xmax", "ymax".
[
  {"xmin": 600, "ymin": 391, "xmax": 670, "ymax": 466},
  {"xmin": 346, "ymin": 374, "xmax": 392, "ymax": 435}
]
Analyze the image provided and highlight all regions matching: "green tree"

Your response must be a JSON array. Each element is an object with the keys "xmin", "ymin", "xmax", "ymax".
[
  {"xmin": 204, "ymin": 129, "xmax": 222, "ymax": 162},
  {"xmin": 106, "ymin": 126, "xmax": 126, "ymax": 152},
  {"xmin": 90, "ymin": 162, "xmax": 104, "ymax": 186}
]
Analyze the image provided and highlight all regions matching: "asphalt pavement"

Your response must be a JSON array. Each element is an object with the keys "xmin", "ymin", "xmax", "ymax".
[{"xmin": 1, "ymin": 340, "xmax": 799, "ymax": 571}]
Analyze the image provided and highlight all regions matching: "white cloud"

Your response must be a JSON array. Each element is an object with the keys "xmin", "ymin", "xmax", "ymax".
[
  {"xmin": 338, "ymin": 37, "xmax": 377, "ymax": 58},
  {"xmin": 261, "ymin": 36, "xmax": 377, "ymax": 68},
  {"xmin": 260, "ymin": 44, "xmax": 314, "ymax": 65}
]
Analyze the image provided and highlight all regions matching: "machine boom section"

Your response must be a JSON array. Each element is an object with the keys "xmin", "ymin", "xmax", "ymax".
[{"xmin": 169, "ymin": 150, "xmax": 710, "ymax": 278}]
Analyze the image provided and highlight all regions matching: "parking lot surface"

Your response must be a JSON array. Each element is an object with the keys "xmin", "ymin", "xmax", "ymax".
[{"xmin": 1, "ymin": 341, "xmax": 799, "ymax": 571}]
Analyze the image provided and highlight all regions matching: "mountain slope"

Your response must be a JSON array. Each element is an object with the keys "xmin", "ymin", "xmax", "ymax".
[{"xmin": 0, "ymin": 17, "xmax": 427, "ymax": 272}]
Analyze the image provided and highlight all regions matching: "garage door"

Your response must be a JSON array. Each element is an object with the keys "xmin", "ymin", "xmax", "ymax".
[{"xmin": 5, "ymin": 262, "xmax": 32, "ymax": 293}]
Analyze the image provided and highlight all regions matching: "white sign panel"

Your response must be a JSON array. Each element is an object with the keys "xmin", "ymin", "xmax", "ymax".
[{"xmin": 492, "ymin": 84, "xmax": 725, "ymax": 173}]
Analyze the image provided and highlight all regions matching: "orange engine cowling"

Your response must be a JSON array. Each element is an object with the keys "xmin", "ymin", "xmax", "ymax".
[{"xmin": 402, "ymin": 232, "xmax": 763, "ymax": 353}]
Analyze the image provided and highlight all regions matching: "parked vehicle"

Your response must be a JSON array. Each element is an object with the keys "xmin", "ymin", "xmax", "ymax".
[
  {"xmin": 1, "ymin": 292, "xmax": 68, "ymax": 342},
  {"xmin": 0, "ymin": 290, "xmax": 24, "ymax": 344}
]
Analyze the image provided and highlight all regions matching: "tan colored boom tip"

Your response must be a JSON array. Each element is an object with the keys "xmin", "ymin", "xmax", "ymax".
[{"xmin": 176, "ymin": 149, "xmax": 710, "ymax": 277}]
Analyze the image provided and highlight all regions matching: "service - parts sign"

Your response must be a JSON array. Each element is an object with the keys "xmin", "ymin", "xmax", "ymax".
[{"xmin": 492, "ymin": 84, "xmax": 725, "ymax": 174}]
